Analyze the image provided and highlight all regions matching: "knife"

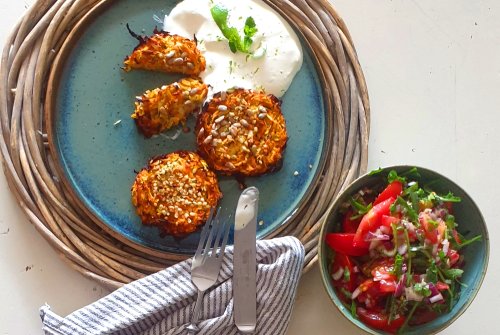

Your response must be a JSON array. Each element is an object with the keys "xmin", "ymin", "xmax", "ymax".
[{"xmin": 233, "ymin": 186, "xmax": 259, "ymax": 333}]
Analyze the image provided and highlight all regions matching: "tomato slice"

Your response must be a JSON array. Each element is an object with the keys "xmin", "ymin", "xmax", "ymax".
[
  {"xmin": 326, "ymin": 233, "xmax": 369, "ymax": 256},
  {"xmin": 342, "ymin": 210, "xmax": 361, "ymax": 233},
  {"xmin": 452, "ymin": 229, "xmax": 462, "ymax": 244},
  {"xmin": 331, "ymin": 252, "xmax": 356, "ymax": 292},
  {"xmin": 353, "ymin": 197, "xmax": 395, "ymax": 248},
  {"xmin": 373, "ymin": 181, "xmax": 403, "ymax": 205},
  {"xmin": 357, "ymin": 307, "xmax": 406, "ymax": 333},
  {"xmin": 448, "ymin": 249, "xmax": 460, "ymax": 266},
  {"xmin": 380, "ymin": 215, "xmax": 399, "ymax": 228},
  {"xmin": 435, "ymin": 281, "xmax": 450, "ymax": 291}
]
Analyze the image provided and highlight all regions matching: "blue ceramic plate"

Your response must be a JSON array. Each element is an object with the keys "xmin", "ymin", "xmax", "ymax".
[{"xmin": 47, "ymin": 0, "xmax": 326, "ymax": 254}]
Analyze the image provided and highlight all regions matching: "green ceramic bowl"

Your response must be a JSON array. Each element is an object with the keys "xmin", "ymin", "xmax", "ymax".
[{"xmin": 318, "ymin": 165, "xmax": 489, "ymax": 334}]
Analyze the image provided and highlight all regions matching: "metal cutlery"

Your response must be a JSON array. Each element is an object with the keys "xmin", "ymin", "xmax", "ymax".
[
  {"xmin": 187, "ymin": 208, "xmax": 232, "ymax": 334},
  {"xmin": 233, "ymin": 187, "xmax": 259, "ymax": 333}
]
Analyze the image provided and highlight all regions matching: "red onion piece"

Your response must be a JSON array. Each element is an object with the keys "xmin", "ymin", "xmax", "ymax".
[
  {"xmin": 352, "ymin": 286, "xmax": 362, "ymax": 299},
  {"xmin": 394, "ymin": 274, "xmax": 407, "ymax": 297},
  {"xmin": 365, "ymin": 231, "xmax": 390, "ymax": 241},
  {"xmin": 442, "ymin": 239, "xmax": 450, "ymax": 255},
  {"xmin": 428, "ymin": 282, "xmax": 440, "ymax": 297},
  {"xmin": 332, "ymin": 267, "xmax": 344, "ymax": 281},
  {"xmin": 429, "ymin": 293, "xmax": 444, "ymax": 303},
  {"xmin": 398, "ymin": 243, "xmax": 408, "ymax": 255}
]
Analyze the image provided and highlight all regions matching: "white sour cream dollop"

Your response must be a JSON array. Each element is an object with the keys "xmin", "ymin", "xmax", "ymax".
[{"xmin": 164, "ymin": 0, "xmax": 303, "ymax": 97}]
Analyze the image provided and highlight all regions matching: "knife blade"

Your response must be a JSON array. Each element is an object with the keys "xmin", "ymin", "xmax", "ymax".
[{"xmin": 233, "ymin": 186, "xmax": 259, "ymax": 333}]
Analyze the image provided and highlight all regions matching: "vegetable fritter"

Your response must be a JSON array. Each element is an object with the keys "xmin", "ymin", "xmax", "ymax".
[
  {"xmin": 131, "ymin": 151, "xmax": 222, "ymax": 236},
  {"xmin": 123, "ymin": 25, "xmax": 206, "ymax": 75},
  {"xmin": 196, "ymin": 88, "xmax": 287, "ymax": 176},
  {"xmin": 131, "ymin": 77, "xmax": 208, "ymax": 138}
]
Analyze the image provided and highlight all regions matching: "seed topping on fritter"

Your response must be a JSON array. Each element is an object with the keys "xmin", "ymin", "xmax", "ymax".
[
  {"xmin": 131, "ymin": 151, "xmax": 221, "ymax": 236},
  {"xmin": 123, "ymin": 25, "xmax": 206, "ymax": 75},
  {"xmin": 132, "ymin": 77, "xmax": 208, "ymax": 138},
  {"xmin": 196, "ymin": 88, "xmax": 287, "ymax": 176}
]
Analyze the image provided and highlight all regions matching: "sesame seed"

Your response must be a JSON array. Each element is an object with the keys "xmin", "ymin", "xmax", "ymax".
[
  {"xmin": 232, "ymin": 122, "xmax": 241, "ymax": 128},
  {"xmin": 253, "ymin": 127, "xmax": 258, "ymax": 132},
  {"xmin": 173, "ymin": 57, "xmax": 184, "ymax": 65},
  {"xmin": 184, "ymin": 100, "xmax": 192, "ymax": 105},
  {"xmin": 181, "ymin": 52, "xmax": 188, "ymax": 57},
  {"xmin": 161, "ymin": 85, "xmax": 167, "ymax": 90},
  {"xmin": 203, "ymin": 135, "xmax": 213, "ymax": 144},
  {"xmin": 309, "ymin": 164, "xmax": 313, "ymax": 169},
  {"xmin": 166, "ymin": 50, "xmax": 175, "ymax": 58},
  {"xmin": 220, "ymin": 132, "xmax": 228, "ymax": 137},
  {"xmin": 198, "ymin": 128, "xmax": 205, "ymax": 136},
  {"xmin": 294, "ymin": 171, "xmax": 299, "ymax": 176},
  {"xmin": 173, "ymin": 82, "xmax": 180, "ymax": 89},
  {"xmin": 258, "ymin": 113, "xmax": 267, "ymax": 119},
  {"xmin": 240, "ymin": 119, "xmax": 249, "ymax": 127},
  {"xmin": 229, "ymin": 112, "xmax": 235, "ymax": 117},
  {"xmin": 259, "ymin": 220, "xmax": 264, "ymax": 226},
  {"xmin": 221, "ymin": 91, "xmax": 227, "ymax": 100},
  {"xmin": 190, "ymin": 87, "xmax": 199, "ymax": 95},
  {"xmin": 211, "ymin": 129, "xmax": 218, "ymax": 136},
  {"xmin": 159, "ymin": 106, "xmax": 166, "ymax": 113},
  {"xmin": 214, "ymin": 115, "xmax": 225, "ymax": 123},
  {"xmin": 258, "ymin": 105, "xmax": 267, "ymax": 113},
  {"xmin": 135, "ymin": 96, "xmax": 142, "ymax": 101},
  {"xmin": 226, "ymin": 162, "xmax": 235, "ymax": 169},
  {"xmin": 227, "ymin": 135, "xmax": 233, "ymax": 141},
  {"xmin": 218, "ymin": 105, "xmax": 228, "ymax": 111},
  {"xmin": 186, "ymin": 62, "xmax": 194, "ymax": 69}
]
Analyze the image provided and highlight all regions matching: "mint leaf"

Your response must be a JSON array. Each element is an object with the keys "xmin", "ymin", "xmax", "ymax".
[
  {"xmin": 210, "ymin": 5, "xmax": 257, "ymax": 54},
  {"xmin": 244, "ymin": 17, "xmax": 257, "ymax": 37}
]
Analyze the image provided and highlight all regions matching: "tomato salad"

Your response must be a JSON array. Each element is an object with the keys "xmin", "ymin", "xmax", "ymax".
[{"xmin": 326, "ymin": 169, "xmax": 481, "ymax": 334}]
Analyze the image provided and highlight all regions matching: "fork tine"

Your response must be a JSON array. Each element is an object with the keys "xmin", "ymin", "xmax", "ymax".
[
  {"xmin": 219, "ymin": 214, "xmax": 232, "ymax": 256},
  {"xmin": 194, "ymin": 207, "xmax": 215, "ymax": 259},
  {"xmin": 201, "ymin": 207, "xmax": 221, "ymax": 263},
  {"xmin": 212, "ymin": 213, "xmax": 228, "ymax": 255}
]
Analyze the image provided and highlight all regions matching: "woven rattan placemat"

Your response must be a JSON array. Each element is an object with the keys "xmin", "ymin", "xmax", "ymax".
[{"xmin": 0, "ymin": 0, "xmax": 369, "ymax": 289}]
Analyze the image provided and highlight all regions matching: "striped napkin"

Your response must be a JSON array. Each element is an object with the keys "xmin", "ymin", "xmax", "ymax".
[{"xmin": 40, "ymin": 236, "xmax": 305, "ymax": 335}]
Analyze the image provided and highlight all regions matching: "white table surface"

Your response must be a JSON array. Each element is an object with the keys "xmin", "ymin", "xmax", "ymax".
[{"xmin": 0, "ymin": 0, "xmax": 498, "ymax": 334}]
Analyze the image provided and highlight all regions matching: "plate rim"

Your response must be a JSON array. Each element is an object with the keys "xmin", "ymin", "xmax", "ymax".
[{"xmin": 45, "ymin": 0, "xmax": 332, "ymax": 257}]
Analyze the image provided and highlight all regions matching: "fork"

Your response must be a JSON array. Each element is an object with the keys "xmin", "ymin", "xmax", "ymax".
[{"xmin": 186, "ymin": 208, "xmax": 232, "ymax": 334}]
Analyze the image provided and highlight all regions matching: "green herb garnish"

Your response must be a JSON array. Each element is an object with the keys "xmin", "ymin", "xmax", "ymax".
[
  {"xmin": 210, "ymin": 5, "xmax": 258, "ymax": 54},
  {"xmin": 388, "ymin": 170, "xmax": 406, "ymax": 184},
  {"xmin": 442, "ymin": 268, "xmax": 464, "ymax": 280},
  {"xmin": 349, "ymin": 198, "xmax": 372, "ymax": 219},
  {"xmin": 456, "ymin": 234, "xmax": 482, "ymax": 249},
  {"xmin": 414, "ymin": 283, "xmax": 432, "ymax": 297}
]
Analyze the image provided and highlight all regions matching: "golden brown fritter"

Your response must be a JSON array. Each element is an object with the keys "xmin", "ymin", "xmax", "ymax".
[
  {"xmin": 131, "ymin": 77, "xmax": 208, "ymax": 138},
  {"xmin": 196, "ymin": 89, "xmax": 287, "ymax": 176},
  {"xmin": 131, "ymin": 151, "xmax": 222, "ymax": 236},
  {"xmin": 123, "ymin": 26, "xmax": 206, "ymax": 76}
]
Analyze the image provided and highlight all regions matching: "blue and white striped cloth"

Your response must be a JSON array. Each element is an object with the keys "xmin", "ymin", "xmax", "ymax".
[{"xmin": 40, "ymin": 236, "xmax": 305, "ymax": 335}]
